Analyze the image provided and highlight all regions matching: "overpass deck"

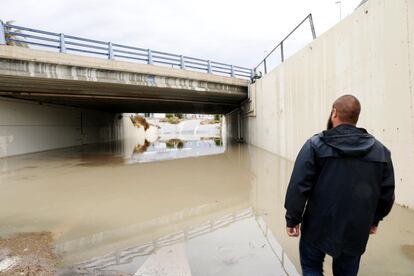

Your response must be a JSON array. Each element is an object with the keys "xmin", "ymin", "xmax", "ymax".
[
  {"xmin": 0, "ymin": 46, "xmax": 249, "ymax": 114},
  {"xmin": 0, "ymin": 23, "xmax": 251, "ymax": 114}
]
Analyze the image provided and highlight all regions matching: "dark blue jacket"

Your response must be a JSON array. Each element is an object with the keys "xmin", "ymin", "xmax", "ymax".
[{"xmin": 284, "ymin": 124, "xmax": 395, "ymax": 257}]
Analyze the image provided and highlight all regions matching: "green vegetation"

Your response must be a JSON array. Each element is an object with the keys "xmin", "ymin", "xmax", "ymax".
[
  {"xmin": 214, "ymin": 138, "xmax": 223, "ymax": 146},
  {"xmin": 166, "ymin": 139, "xmax": 184, "ymax": 149},
  {"xmin": 162, "ymin": 114, "xmax": 221, "ymax": 125},
  {"xmin": 200, "ymin": 119, "xmax": 221, "ymax": 125},
  {"xmin": 160, "ymin": 114, "xmax": 182, "ymax": 124},
  {"xmin": 169, "ymin": 117, "xmax": 181, "ymax": 124}
]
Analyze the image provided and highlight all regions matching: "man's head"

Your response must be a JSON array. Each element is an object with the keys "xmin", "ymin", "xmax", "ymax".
[{"xmin": 327, "ymin": 95, "xmax": 361, "ymax": 130}]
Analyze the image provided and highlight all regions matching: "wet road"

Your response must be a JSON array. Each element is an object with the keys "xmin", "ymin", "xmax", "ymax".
[{"xmin": 0, "ymin": 136, "xmax": 413, "ymax": 275}]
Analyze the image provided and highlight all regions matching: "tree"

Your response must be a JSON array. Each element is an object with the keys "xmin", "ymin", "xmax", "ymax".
[{"xmin": 1, "ymin": 20, "xmax": 28, "ymax": 47}]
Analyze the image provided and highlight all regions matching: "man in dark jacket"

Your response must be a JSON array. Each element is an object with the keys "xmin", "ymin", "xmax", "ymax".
[{"xmin": 284, "ymin": 95, "xmax": 395, "ymax": 276}]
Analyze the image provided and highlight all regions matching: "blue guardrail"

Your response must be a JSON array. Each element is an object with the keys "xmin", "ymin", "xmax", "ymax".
[{"xmin": 0, "ymin": 22, "xmax": 253, "ymax": 80}]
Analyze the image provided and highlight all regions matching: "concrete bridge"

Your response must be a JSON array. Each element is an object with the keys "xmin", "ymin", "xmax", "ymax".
[
  {"xmin": 0, "ymin": 22, "xmax": 252, "ymax": 114},
  {"xmin": 0, "ymin": 46, "xmax": 249, "ymax": 114},
  {"xmin": 0, "ymin": 22, "xmax": 251, "ymax": 157}
]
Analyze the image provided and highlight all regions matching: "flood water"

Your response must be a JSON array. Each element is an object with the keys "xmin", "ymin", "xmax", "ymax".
[{"xmin": 0, "ymin": 132, "xmax": 413, "ymax": 275}]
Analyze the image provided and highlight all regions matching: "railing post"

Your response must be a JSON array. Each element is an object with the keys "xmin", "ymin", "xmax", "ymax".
[
  {"xmin": 108, "ymin": 42, "xmax": 114, "ymax": 60},
  {"xmin": 0, "ymin": 21, "xmax": 6, "ymax": 45},
  {"xmin": 180, "ymin": 55, "xmax": 185, "ymax": 69},
  {"xmin": 231, "ymin": 65, "xmax": 235, "ymax": 77},
  {"xmin": 280, "ymin": 41, "xmax": 285, "ymax": 62},
  {"xmin": 147, "ymin": 49, "xmax": 153, "ymax": 65},
  {"xmin": 309, "ymin": 14, "xmax": 316, "ymax": 39},
  {"xmin": 263, "ymin": 59, "xmax": 268, "ymax": 74},
  {"xmin": 59, "ymin": 33, "xmax": 66, "ymax": 53},
  {"xmin": 207, "ymin": 60, "xmax": 212, "ymax": 74},
  {"xmin": 250, "ymin": 69, "xmax": 254, "ymax": 79}
]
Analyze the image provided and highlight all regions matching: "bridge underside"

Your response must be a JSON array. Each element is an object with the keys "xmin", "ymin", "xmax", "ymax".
[
  {"xmin": 0, "ymin": 46, "xmax": 249, "ymax": 114},
  {"xmin": 2, "ymin": 94, "xmax": 237, "ymax": 114},
  {"xmin": 0, "ymin": 75, "xmax": 245, "ymax": 114}
]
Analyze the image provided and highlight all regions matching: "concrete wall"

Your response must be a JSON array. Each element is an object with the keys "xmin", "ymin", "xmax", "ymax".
[
  {"xmin": 244, "ymin": 0, "xmax": 414, "ymax": 208},
  {"xmin": 0, "ymin": 97, "xmax": 122, "ymax": 157}
]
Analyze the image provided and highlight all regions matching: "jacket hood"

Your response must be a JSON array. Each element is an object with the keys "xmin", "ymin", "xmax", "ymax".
[{"xmin": 320, "ymin": 124, "xmax": 376, "ymax": 157}]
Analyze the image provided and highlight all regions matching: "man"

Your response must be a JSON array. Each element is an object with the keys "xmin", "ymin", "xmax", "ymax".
[{"xmin": 284, "ymin": 95, "xmax": 395, "ymax": 276}]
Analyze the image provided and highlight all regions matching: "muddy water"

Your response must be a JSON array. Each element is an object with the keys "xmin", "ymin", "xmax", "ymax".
[{"xmin": 0, "ymin": 137, "xmax": 413, "ymax": 275}]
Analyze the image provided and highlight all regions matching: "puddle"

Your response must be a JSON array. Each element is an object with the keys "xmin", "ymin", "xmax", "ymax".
[{"xmin": 0, "ymin": 134, "xmax": 413, "ymax": 275}]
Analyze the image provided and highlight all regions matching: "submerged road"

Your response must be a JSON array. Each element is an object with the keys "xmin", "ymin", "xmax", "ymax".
[{"xmin": 0, "ymin": 136, "xmax": 413, "ymax": 275}]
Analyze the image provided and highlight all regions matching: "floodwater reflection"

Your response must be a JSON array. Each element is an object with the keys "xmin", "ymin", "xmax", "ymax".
[
  {"xmin": 128, "ymin": 134, "xmax": 224, "ymax": 164},
  {"xmin": 76, "ymin": 209, "xmax": 296, "ymax": 276},
  {"xmin": 0, "ymin": 140, "xmax": 413, "ymax": 275}
]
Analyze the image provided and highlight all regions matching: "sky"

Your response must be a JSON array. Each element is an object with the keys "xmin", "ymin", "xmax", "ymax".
[{"xmin": 0, "ymin": 0, "xmax": 363, "ymax": 69}]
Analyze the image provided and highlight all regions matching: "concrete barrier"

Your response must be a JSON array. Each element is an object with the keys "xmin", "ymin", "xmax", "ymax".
[{"xmin": 0, "ymin": 97, "xmax": 122, "ymax": 157}]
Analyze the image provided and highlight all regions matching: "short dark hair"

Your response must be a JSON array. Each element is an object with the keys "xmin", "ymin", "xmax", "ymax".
[{"xmin": 333, "ymin": 95, "xmax": 361, "ymax": 125}]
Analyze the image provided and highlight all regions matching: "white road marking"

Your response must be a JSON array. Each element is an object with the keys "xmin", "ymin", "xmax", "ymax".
[{"xmin": 135, "ymin": 243, "xmax": 192, "ymax": 276}]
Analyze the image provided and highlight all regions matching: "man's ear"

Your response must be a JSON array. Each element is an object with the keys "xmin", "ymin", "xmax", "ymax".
[{"xmin": 332, "ymin": 108, "xmax": 338, "ymax": 119}]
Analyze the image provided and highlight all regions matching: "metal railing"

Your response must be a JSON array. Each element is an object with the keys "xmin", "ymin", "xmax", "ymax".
[
  {"xmin": 0, "ymin": 22, "xmax": 253, "ymax": 79},
  {"xmin": 254, "ymin": 13, "xmax": 316, "ymax": 76}
]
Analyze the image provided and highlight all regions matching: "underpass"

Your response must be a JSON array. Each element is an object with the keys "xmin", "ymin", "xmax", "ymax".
[
  {"xmin": 1, "ymin": 0, "xmax": 414, "ymax": 275},
  {"xmin": 0, "ymin": 32, "xmax": 249, "ymax": 157}
]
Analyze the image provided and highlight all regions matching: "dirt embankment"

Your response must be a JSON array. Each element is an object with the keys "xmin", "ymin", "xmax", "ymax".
[
  {"xmin": 130, "ymin": 115, "xmax": 149, "ymax": 130},
  {"xmin": 0, "ymin": 232, "xmax": 57, "ymax": 275},
  {"xmin": 0, "ymin": 232, "xmax": 133, "ymax": 275}
]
